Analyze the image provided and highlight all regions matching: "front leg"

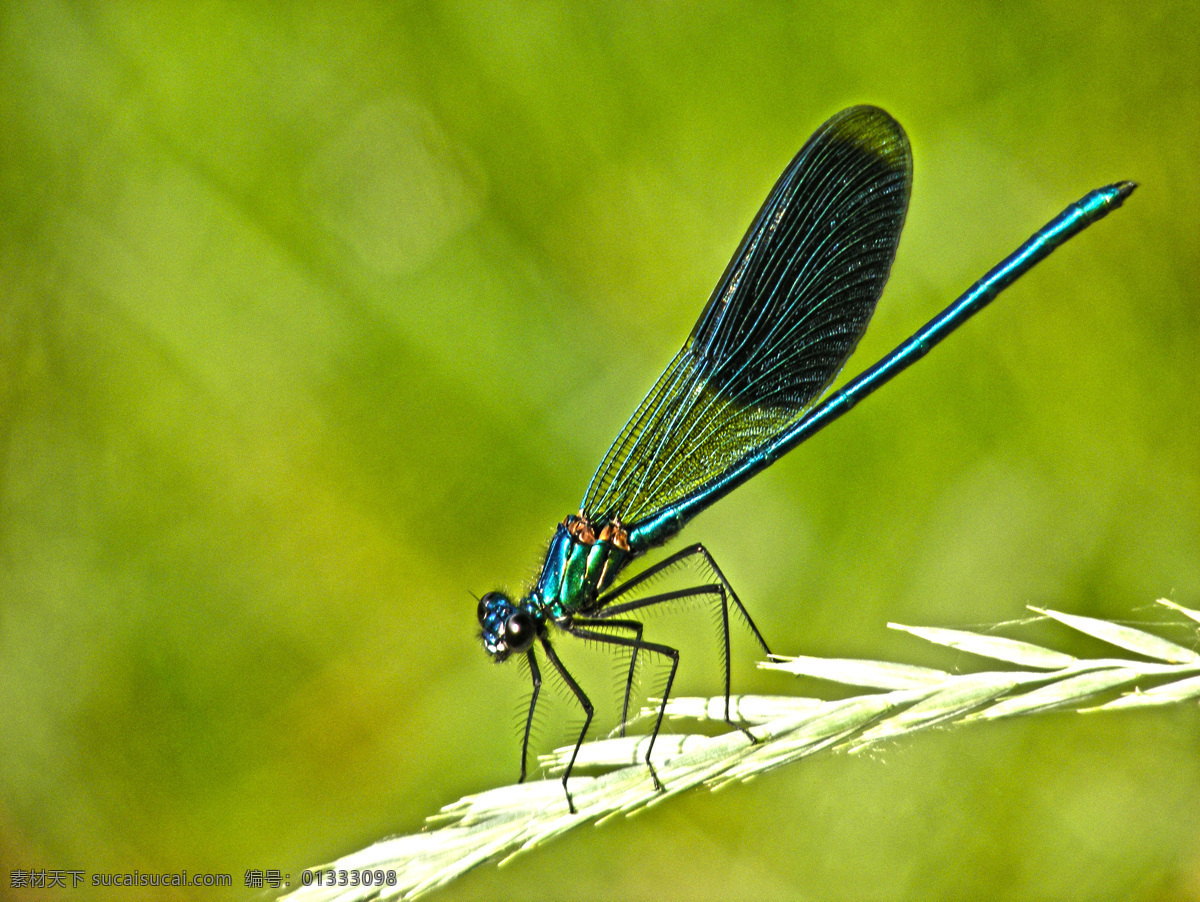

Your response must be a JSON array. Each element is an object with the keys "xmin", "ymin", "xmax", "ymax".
[
  {"xmin": 517, "ymin": 648, "xmax": 541, "ymax": 784},
  {"xmin": 538, "ymin": 635, "xmax": 593, "ymax": 814}
]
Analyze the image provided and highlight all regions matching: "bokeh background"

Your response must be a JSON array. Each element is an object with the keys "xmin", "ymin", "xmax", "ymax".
[{"xmin": 2, "ymin": 2, "xmax": 1198, "ymax": 900}]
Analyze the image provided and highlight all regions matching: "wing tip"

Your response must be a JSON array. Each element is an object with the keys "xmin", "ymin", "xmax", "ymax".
[{"xmin": 822, "ymin": 105, "xmax": 912, "ymax": 177}]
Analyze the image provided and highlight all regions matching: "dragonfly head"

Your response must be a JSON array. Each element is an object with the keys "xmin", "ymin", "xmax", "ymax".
[{"xmin": 478, "ymin": 591, "xmax": 538, "ymax": 662}]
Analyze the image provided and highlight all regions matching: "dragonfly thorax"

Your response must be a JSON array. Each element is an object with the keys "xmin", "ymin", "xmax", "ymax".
[{"xmin": 531, "ymin": 515, "xmax": 633, "ymax": 620}]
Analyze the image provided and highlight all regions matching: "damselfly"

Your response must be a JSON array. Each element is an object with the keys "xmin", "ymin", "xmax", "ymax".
[{"xmin": 477, "ymin": 106, "xmax": 1134, "ymax": 812}]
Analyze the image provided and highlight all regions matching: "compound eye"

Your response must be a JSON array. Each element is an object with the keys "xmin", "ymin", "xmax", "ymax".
[
  {"xmin": 503, "ymin": 611, "xmax": 536, "ymax": 653},
  {"xmin": 478, "ymin": 591, "xmax": 505, "ymax": 625}
]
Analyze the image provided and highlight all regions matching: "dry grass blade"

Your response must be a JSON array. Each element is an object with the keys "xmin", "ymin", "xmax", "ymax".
[{"xmin": 280, "ymin": 600, "xmax": 1200, "ymax": 901}]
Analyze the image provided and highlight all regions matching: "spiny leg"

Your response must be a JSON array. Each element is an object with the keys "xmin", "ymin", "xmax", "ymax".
[
  {"xmin": 600, "ymin": 543, "xmax": 772, "ymax": 655},
  {"xmin": 594, "ymin": 584, "xmax": 754, "ymax": 743},
  {"xmin": 517, "ymin": 648, "xmax": 542, "ymax": 784},
  {"xmin": 581, "ymin": 617, "xmax": 644, "ymax": 735},
  {"xmin": 538, "ymin": 635, "xmax": 592, "ymax": 814},
  {"xmin": 597, "ymin": 543, "xmax": 772, "ymax": 732},
  {"xmin": 567, "ymin": 623, "xmax": 678, "ymax": 792}
]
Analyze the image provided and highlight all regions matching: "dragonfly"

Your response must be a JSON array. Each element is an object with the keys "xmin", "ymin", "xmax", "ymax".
[{"xmin": 477, "ymin": 105, "xmax": 1135, "ymax": 813}]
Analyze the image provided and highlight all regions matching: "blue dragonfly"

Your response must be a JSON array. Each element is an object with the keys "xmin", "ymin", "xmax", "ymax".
[{"xmin": 477, "ymin": 106, "xmax": 1134, "ymax": 812}]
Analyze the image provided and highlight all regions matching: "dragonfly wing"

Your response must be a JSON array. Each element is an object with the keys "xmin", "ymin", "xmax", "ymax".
[{"xmin": 582, "ymin": 106, "xmax": 912, "ymax": 526}]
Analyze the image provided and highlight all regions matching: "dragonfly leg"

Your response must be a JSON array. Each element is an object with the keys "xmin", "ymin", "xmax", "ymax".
[
  {"xmin": 596, "ymin": 543, "xmax": 771, "ymax": 737},
  {"xmin": 517, "ymin": 648, "xmax": 541, "ymax": 784},
  {"xmin": 600, "ymin": 543, "xmax": 771, "ymax": 653},
  {"xmin": 578, "ymin": 617, "xmax": 645, "ymax": 735},
  {"xmin": 567, "ymin": 623, "xmax": 678, "ymax": 793},
  {"xmin": 538, "ymin": 635, "xmax": 592, "ymax": 814}
]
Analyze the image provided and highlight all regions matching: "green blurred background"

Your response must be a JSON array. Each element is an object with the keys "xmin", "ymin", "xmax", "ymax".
[{"xmin": 2, "ymin": 2, "xmax": 1197, "ymax": 900}]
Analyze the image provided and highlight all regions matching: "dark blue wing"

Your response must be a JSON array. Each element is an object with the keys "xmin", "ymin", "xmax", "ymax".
[{"xmin": 582, "ymin": 106, "xmax": 912, "ymax": 525}]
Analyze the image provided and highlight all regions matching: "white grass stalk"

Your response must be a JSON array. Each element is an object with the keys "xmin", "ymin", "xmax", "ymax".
[{"xmin": 281, "ymin": 600, "xmax": 1198, "ymax": 901}]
